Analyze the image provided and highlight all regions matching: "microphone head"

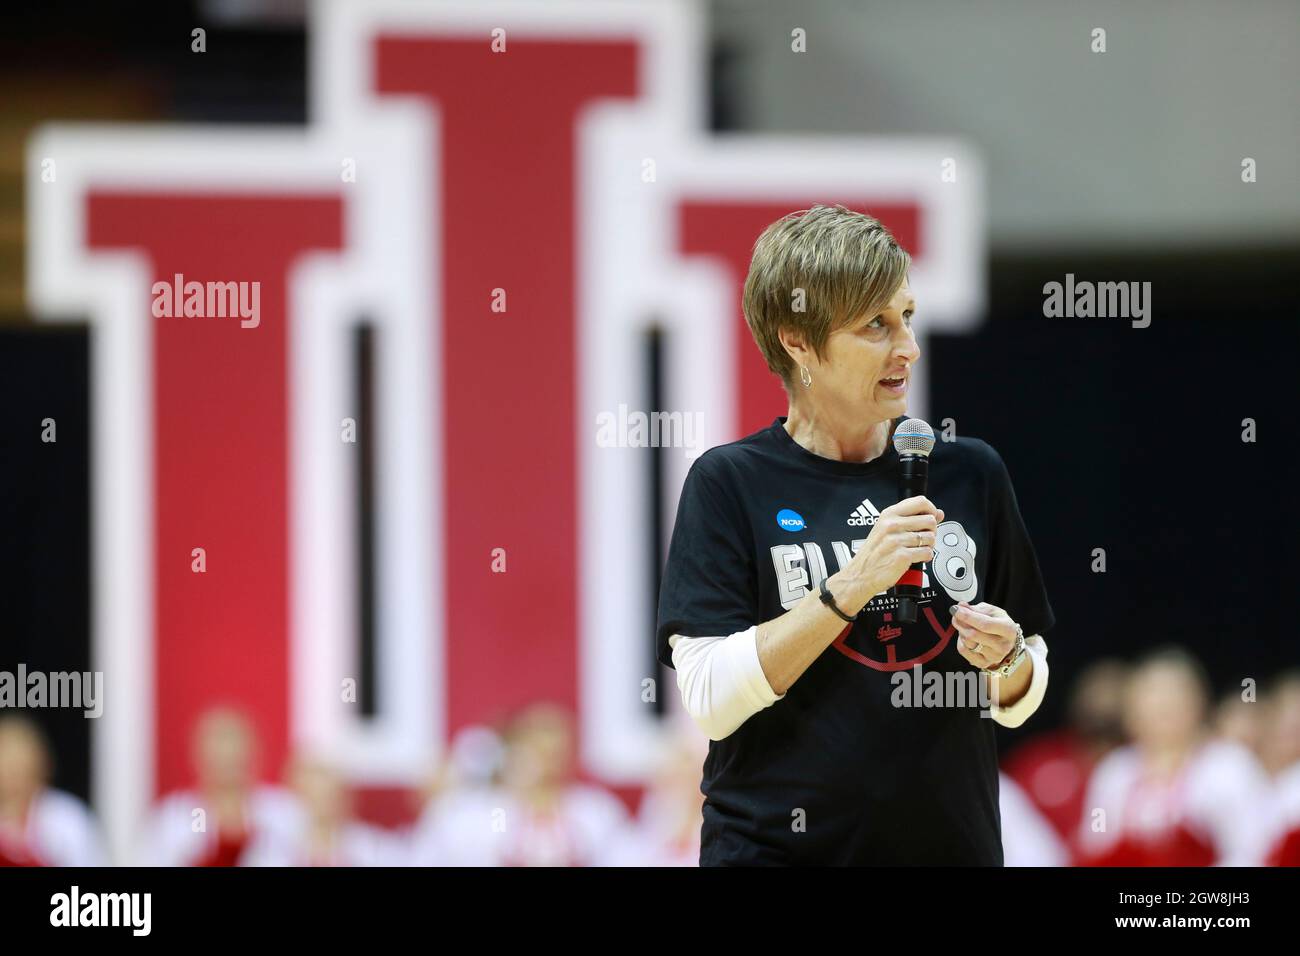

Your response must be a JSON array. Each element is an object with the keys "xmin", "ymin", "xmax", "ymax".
[{"xmin": 892, "ymin": 418, "xmax": 936, "ymax": 458}]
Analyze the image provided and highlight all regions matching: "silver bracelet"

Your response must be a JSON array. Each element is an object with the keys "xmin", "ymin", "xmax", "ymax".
[{"xmin": 984, "ymin": 622, "xmax": 1026, "ymax": 677}]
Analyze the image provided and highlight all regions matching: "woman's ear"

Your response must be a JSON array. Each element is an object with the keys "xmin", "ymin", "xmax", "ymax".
[{"xmin": 777, "ymin": 326, "xmax": 811, "ymax": 370}]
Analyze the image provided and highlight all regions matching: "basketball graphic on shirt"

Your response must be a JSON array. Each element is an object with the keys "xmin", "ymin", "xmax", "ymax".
[{"xmin": 833, "ymin": 518, "xmax": 979, "ymax": 672}]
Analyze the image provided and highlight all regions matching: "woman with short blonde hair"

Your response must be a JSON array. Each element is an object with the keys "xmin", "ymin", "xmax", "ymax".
[{"xmin": 657, "ymin": 203, "xmax": 1055, "ymax": 865}]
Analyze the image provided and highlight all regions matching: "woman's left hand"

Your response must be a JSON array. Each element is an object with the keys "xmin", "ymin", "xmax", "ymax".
[{"xmin": 951, "ymin": 601, "xmax": 1018, "ymax": 670}]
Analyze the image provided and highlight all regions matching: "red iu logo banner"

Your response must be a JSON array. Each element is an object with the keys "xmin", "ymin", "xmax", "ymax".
[{"xmin": 26, "ymin": 0, "xmax": 983, "ymax": 859}]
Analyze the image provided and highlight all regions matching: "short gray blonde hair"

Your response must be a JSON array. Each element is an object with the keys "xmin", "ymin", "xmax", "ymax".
[{"xmin": 741, "ymin": 204, "xmax": 911, "ymax": 389}]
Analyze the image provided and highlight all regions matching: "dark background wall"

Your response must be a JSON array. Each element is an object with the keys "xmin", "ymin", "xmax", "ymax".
[
  {"xmin": 0, "ymin": 330, "xmax": 91, "ymax": 799},
  {"xmin": 932, "ymin": 248, "xmax": 1299, "ymax": 739}
]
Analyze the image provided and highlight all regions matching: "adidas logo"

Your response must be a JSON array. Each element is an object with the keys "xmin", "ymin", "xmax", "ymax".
[{"xmin": 847, "ymin": 497, "xmax": 881, "ymax": 527}]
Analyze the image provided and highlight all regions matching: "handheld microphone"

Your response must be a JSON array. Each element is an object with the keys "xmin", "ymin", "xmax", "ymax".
[{"xmin": 891, "ymin": 418, "xmax": 936, "ymax": 624}]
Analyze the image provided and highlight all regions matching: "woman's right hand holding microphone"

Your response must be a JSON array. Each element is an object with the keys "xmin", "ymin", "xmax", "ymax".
[{"xmin": 827, "ymin": 495, "xmax": 944, "ymax": 617}]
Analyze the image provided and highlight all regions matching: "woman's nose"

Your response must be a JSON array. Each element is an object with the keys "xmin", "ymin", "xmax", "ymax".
[{"xmin": 898, "ymin": 329, "xmax": 921, "ymax": 362}]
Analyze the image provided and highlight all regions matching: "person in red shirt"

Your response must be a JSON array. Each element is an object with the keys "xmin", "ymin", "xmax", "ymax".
[
  {"xmin": 1075, "ymin": 648, "xmax": 1275, "ymax": 867},
  {"xmin": 1260, "ymin": 672, "xmax": 1300, "ymax": 866},
  {"xmin": 416, "ymin": 703, "xmax": 633, "ymax": 866},
  {"xmin": 1002, "ymin": 658, "xmax": 1128, "ymax": 858},
  {"xmin": 0, "ymin": 716, "xmax": 106, "ymax": 866},
  {"xmin": 139, "ymin": 708, "xmax": 297, "ymax": 866},
  {"xmin": 241, "ymin": 755, "xmax": 402, "ymax": 866},
  {"xmin": 1213, "ymin": 687, "xmax": 1268, "ymax": 758},
  {"xmin": 606, "ymin": 720, "xmax": 708, "ymax": 867}
]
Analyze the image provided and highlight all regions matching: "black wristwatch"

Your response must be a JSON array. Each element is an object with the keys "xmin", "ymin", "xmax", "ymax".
[{"xmin": 818, "ymin": 580, "xmax": 858, "ymax": 623}]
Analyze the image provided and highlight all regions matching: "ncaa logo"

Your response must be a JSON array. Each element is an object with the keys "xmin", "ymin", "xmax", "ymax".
[{"xmin": 776, "ymin": 509, "xmax": 806, "ymax": 532}]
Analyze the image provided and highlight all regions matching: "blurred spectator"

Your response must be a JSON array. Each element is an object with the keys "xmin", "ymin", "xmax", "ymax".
[
  {"xmin": 138, "ymin": 708, "xmax": 297, "ymax": 866},
  {"xmin": 242, "ymin": 754, "xmax": 402, "ymax": 866},
  {"xmin": 437, "ymin": 723, "xmax": 507, "ymax": 793},
  {"xmin": 0, "ymin": 716, "xmax": 106, "ymax": 866},
  {"xmin": 1212, "ymin": 687, "xmax": 1266, "ymax": 757},
  {"xmin": 1002, "ymin": 658, "xmax": 1128, "ymax": 856},
  {"xmin": 607, "ymin": 722, "xmax": 706, "ymax": 866},
  {"xmin": 1259, "ymin": 671, "xmax": 1300, "ymax": 777},
  {"xmin": 1000, "ymin": 772, "xmax": 1068, "ymax": 867},
  {"xmin": 1076, "ymin": 647, "xmax": 1275, "ymax": 866},
  {"xmin": 408, "ymin": 723, "xmax": 505, "ymax": 863},
  {"xmin": 412, "ymin": 703, "xmax": 632, "ymax": 866},
  {"xmin": 1262, "ymin": 672, "xmax": 1300, "ymax": 865}
]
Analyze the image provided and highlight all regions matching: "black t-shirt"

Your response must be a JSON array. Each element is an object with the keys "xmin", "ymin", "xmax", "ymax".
[{"xmin": 656, "ymin": 415, "xmax": 1055, "ymax": 866}]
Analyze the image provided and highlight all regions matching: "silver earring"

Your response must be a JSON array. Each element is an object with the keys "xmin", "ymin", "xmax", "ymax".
[{"xmin": 799, "ymin": 366, "xmax": 812, "ymax": 388}]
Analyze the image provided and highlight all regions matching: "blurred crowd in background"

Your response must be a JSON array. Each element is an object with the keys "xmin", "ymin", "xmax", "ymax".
[{"xmin": 3, "ymin": 646, "xmax": 1298, "ymax": 867}]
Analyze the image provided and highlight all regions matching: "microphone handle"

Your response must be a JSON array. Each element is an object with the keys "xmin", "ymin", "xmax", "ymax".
[{"xmin": 894, "ymin": 453, "xmax": 929, "ymax": 624}]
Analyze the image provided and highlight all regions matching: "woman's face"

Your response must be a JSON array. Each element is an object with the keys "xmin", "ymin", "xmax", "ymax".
[
  {"xmin": 795, "ymin": 280, "xmax": 920, "ymax": 421},
  {"xmin": 195, "ymin": 713, "xmax": 255, "ymax": 791},
  {"xmin": 1264, "ymin": 686, "xmax": 1300, "ymax": 768},
  {"xmin": 503, "ymin": 712, "xmax": 574, "ymax": 791},
  {"xmin": 290, "ymin": 759, "xmax": 349, "ymax": 824},
  {"xmin": 1124, "ymin": 663, "xmax": 1205, "ymax": 750},
  {"xmin": 0, "ymin": 726, "xmax": 47, "ymax": 803}
]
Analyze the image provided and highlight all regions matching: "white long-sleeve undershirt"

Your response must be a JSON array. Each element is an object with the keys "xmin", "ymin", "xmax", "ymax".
[{"xmin": 669, "ymin": 627, "xmax": 1049, "ymax": 741}]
